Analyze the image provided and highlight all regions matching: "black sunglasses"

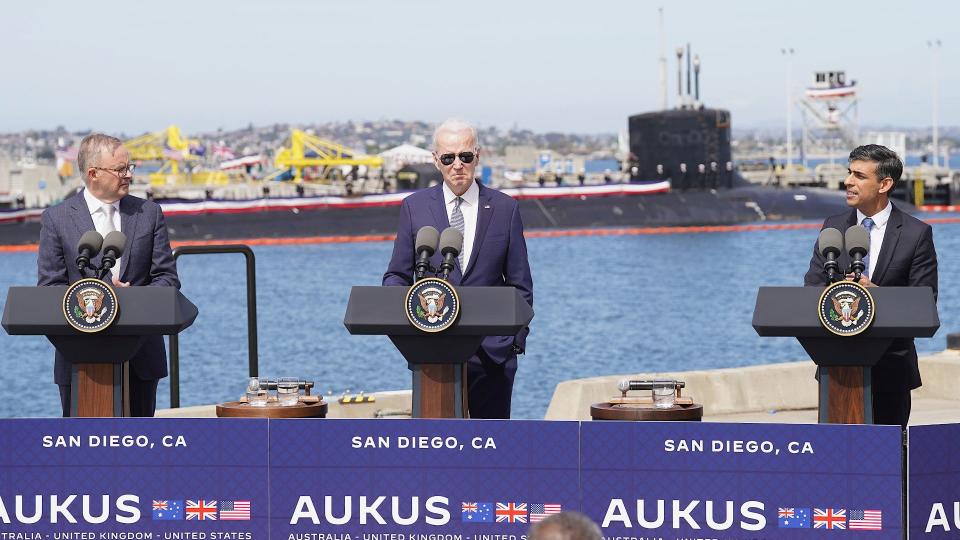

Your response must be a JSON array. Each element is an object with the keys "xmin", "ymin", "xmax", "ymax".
[{"xmin": 437, "ymin": 151, "xmax": 477, "ymax": 166}]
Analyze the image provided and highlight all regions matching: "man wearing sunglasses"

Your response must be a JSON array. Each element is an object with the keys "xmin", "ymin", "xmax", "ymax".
[
  {"xmin": 383, "ymin": 119, "xmax": 534, "ymax": 419},
  {"xmin": 38, "ymin": 133, "xmax": 180, "ymax": 417}
]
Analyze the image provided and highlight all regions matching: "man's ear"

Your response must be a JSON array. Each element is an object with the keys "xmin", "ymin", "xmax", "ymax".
[{"xmin": 879, "ymin": 177, "xmax": 894, "ymax": 194}]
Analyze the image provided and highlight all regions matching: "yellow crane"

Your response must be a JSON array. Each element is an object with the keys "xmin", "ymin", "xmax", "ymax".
[
  {"xmin": 273, "ymin": 129, "xmax": 383, "ymax": 182},
  {"xmin": 125, "ymin": 125, "xmax": 229, "ymax": 187}
]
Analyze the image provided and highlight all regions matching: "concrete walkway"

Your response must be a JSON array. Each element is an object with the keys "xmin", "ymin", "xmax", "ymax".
[{"xmin": 157, "ymin": 350, "xmax": 960, "ymax": 424}]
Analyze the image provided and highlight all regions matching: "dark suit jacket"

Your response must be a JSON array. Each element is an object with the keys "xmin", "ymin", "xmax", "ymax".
[
  {"xmin": 803, "ymin": 203, "xmax": 938, "ymax": 391},
  {"xmin": 383, "ymin": 182, "xmax": 533, "ymax": 363},
  {"xmin": 38, "ymin": 190, "xmax": 180, "ymax": 384}
]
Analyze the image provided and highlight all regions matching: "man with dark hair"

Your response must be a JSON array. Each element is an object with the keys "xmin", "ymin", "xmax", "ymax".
[
  {"xmin": 804, "ymin": 144, "xmax": 938, "ymax": 427},
  {"xmin": 527, "ymin": 512, "xmax": 602, "ymax": 540},
  {"xmin": 38, "ymin": 133, "xmax": 180, "ymax": 417}
]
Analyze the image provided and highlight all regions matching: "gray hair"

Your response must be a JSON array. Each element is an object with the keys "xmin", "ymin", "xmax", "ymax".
[
  {"xmin": 77, "ymin": 133, "xmax": 124, "ymax": 181},
  {"xmin": 528, "ymin": 512, "xmax": 603, "ymax": 540},
  {"xmin": 432, "ymin": 118, "xmax": 479, "ymax": 149}
]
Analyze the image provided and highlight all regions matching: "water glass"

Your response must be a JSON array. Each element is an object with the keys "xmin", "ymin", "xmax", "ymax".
[
  {"xmin": 245, "ymin": 377, "xmax": 268, "ymax": 407},
  {"xmin": 277, "ymin": 377, "xmax": 300, "ymax": 406},
  {"xmin": 651, "ymin": 380, "xmax": 676, "ymax": 409}
]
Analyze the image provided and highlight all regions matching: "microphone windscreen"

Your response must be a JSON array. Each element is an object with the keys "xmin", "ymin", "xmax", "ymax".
[
  {"xmin": 77, "ymin": 230, "xmax": 104, "ymax": 255},
  {"xmin": 844, "ymin": 225, "xmax": 870, "ymax": 256},
  {"xmin": 817, "ymin": 228, "xmax": 843, "ymax": 258},
  {"xmin": 415, "ymin": 226, "xmax": 440, "ymax": 256},
  {"xmin": 439, "ymin": 227, "xmax": 464, "ymax": 256},
  {"xmin": 102, "ymin": 231, "xmax": 127, "ymax": 257}
]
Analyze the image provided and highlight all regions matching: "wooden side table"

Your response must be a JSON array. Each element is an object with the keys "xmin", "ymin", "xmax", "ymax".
[
  {"xmin": 590, "ymin": 402, "xmax": 703, "ymax": 421},
  {"xmin": 216, "ymin": 401, "xmax": 328, "ymax": 418}
]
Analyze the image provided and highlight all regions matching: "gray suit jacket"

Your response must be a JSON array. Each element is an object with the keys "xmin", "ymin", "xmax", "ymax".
[{"xmin": 38, "ymin": 190, "xmax": 180, "ymax": 384}]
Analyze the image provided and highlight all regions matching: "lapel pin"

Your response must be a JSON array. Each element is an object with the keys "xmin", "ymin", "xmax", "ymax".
[{"xmin": 484, "ymin": 204, "xmax": 491, "ymax": 209}]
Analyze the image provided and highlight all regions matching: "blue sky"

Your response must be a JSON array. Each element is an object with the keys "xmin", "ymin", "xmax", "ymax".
[{"xmin": 1, "ymin": 0, "xmax": 955, "ymax": 134}]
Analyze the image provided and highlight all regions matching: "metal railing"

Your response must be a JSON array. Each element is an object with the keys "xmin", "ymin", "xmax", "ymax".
[{"xmin": 169, "ymin": 244, "xmax": 258, "ymax": 408}]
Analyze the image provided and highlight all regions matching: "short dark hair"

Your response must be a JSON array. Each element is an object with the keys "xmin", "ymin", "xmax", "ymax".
[{"xmin": 848, "ymin": 144, "xmax": 902, "ymax": 184}]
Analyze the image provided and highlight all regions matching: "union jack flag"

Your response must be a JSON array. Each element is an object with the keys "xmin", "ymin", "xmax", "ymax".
[
  {"xmin": 813, "ymin": 508, "xmax": 846, "ymax": 530},
  {"xmin": 153, "ymin": 501, "xmax": 168, "ymax": 511},
  {"xmin": 495, "ymin": 502, "xmax": 527, "ymax": 524},
  {"xmin": 186, "ymin": 500, "xmax": 218, "ymax": 521}
]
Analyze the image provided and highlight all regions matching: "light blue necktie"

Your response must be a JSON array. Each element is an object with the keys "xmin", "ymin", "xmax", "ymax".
[
  {"xmin": 450, "ymin": 197, "xmax": 465, "ymax": 269},
  {"xmin": 861, "ymin": 217, "xmax": 875, "ymax": 278}
]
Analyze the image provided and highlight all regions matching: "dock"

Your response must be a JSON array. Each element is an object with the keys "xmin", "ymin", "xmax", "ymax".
[{"xmin": 157, "ymin": 349, "xmax": 960, "ymax": 423}]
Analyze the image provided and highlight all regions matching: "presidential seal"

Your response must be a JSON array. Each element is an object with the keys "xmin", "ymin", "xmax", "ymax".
[
  {"xmin": 63, "ymin": 278, "xmax": 119, "ymax": 333},
  {"xmin": 818, "ymin": 280, "xmax": 875, "ymax": 336},
  {"xmin": 405, "ymin": 277, "xmax": 460, "ymax": 333}
]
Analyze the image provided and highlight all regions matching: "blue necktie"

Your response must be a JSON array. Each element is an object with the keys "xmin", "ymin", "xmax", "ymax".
[
  {"xmin": 861, "ymin": 217, "xmax": 875, "ymax": 278},
  {"xmin": 450, "ymin": 197, "xmax": 465, "ymax": 269}
]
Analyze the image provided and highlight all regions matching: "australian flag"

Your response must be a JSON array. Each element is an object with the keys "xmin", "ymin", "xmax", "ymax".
[
  {"xmin": 462, "ymin": 502, "xmax": 493, "ymax": 523},
  {"xmin": 153, "ymin": 500, "xmax": 184, "ymax": 521},
  {"xmin": 778, "ymin": 507, "xmax": 811, "ymax": 528}
]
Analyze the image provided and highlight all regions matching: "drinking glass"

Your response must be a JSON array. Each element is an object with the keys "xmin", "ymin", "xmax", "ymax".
[
  {"xmin": 245, "ymin": 377, "xmax": 268, "ymax": 407},
  {"xmin": 277, "ymin": 377, "xmax": 300, "ymax": 406},
  {"xmin": 651, "ymin": 380, "xmax": 676, "ymax": 409}
]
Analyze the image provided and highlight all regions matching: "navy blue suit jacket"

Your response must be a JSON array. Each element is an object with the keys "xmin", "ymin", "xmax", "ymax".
[
  {"xmin": 38, "ymin": 190, "xmax": 180, "ymax": 384},
  {"xmin": 803, "ymin": 203, "xmax": 938, "ymax": 391},
  {"xmin": 383, "ymin": 182, "xmax": 533, "ymax": 363}
]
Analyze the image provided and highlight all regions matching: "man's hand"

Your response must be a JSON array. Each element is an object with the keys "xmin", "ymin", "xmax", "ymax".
[
  {"xmin": 112, "ymin": 276, "xmax": 131, "ymax": 287},
  {"xmin": 845, "ymin": 273, "xmax": 877, "ymax": 287}
]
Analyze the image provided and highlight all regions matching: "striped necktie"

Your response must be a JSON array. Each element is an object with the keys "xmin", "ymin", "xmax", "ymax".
[
  {"xmin": 861, "ymin": 217, "xmax": 874, "ymax": 278},
  {"xmin": 450, "ymin": 196, "xmax": 465, "ymax": 269}
]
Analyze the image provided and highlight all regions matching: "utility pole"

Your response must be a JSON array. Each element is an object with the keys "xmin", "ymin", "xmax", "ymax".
[
  {"xmin": 928, "ymin": 39, "xmax": 941, "ymax": 168},
  {"xmin": 781, "ymin": 48, "xmax": 795, "ymax": 169},
  {"xmin": 658, "ymin": 7, "xmax": 668, "ymax": 110}
]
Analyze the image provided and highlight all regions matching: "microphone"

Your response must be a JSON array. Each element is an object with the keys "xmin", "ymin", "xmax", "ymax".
[
  {"xmin": 76, "ymin": 231, "xmax": 103, "ymax": 274},
  {"xmin": 99, "ymin": 231, "xmax": 127, "ymax": 280},
  {"xmin": 845, "ymin": 225, "xmax": 870, "ymax": 281},
  {"xmin": 413, "ymin": 226, "xmax": 439, "ymax": 281},
  {"xmin": 817, "ymin": 228, "xmax": 843, "ymax": 283},
  {"xmin": 438, "ymin": 227, "xmax": 463, "ymax": 280}
]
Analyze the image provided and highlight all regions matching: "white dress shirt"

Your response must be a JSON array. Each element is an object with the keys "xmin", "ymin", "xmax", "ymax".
[
  {"xmin": 857, "ymin": 201, "xmax": 892, "ymax": 279},
  {"xmin": 442, "ymin": 180, "xmax": 479, "ymax": 272},
  {"xmin": 83, "ymin": 189, "xmax": 121, "ymax": 277}
]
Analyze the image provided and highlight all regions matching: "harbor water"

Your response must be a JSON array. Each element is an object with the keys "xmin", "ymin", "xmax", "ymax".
[{"xmin": 1, "ymin": 218, "xmax": 957, "ymax": 419}]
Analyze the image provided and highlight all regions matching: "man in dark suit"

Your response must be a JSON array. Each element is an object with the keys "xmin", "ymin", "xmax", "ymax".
[
  {"xmin": 804, "ymin": 144, "xmax": 938, "ymax": 427},
  {"xmin": 383, "ymin": 119, "xmax": 534, "ymax": 418},
  {"xmin": 38, "ymin": 133, "xmax": 180, "ymax": 417}
]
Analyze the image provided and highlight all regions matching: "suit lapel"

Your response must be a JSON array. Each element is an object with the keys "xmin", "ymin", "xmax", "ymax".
[
  {"xmin": 118, "ymin": 196, "xmax": 140, "ymax": 280},
  {"xmin": 69, "ymin": 191, "xmax": 96, "ymax": 241},
  {"xmin": 871, "ymin": 205, "xmax": 902, "ymax": 284},
  {"xmin": 428, "ymin": 184, "xmax": 449, "ymax": 230},
  {"xmin": 462, "ymin": 184, "xmax": 493, "ymax": 280}
]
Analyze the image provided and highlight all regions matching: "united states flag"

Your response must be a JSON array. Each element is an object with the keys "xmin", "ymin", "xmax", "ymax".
[
  {"xmin": 219, "ymin": 501, "xmax": 251, "ymax": 521},
  {"xmin": 529, "ymin": 503, "xmax": 562, "ymax": 522},
  {"xmin": 848, "ymin": 509, "xmax": 882, "ymax": 530},
  {"xmin": 813, "ymin": 508, "xmax": 846, "ymax": 530},
  {"xmin": 495, "ymin": 502, "xmax": 527, "ymax": 523},
  {"xmin": 186, "ymin": 500, "xmax": 218, "ymax": 521}
]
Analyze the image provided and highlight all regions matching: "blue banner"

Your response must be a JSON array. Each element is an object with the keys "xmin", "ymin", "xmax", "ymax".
[
  {"xmin": 269, "ymin": 419, "xmax": 580, "ymax": 537},
  {"xmin": 580, "ymin": 421, "xmax": 903, "ymax": 538},
  {"xmin": 0, "ymin": 419, "xmax": 268, "ymax": 538},
  {"xmin": 909, "ymin": 423, "xmax": 960, "ymax": 539}
]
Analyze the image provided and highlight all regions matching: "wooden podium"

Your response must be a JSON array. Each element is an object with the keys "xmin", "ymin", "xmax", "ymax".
[
  {"xmin": 344, "ymin": 286, "xmax": 533, "ymax": 419},
  {"xmin": 753, "ymin": 286, "xmax": 938, "ymax": 424},
  {"xmin": 2, "ymin": 286, "xmax": 198, "ymax": 417}
]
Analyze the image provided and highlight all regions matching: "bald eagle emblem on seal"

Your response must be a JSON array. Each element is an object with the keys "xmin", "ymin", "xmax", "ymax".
[
  {"xmin": 405, "ymin": 277, "xmax": 460, "ymax": 333},
  {"xmin": 818, "ymin": 280, "xmax": 875, "ymax": 336},
  {"xmin": 62, "ymin": 278, "xmax": 119, "ymax": 333}
]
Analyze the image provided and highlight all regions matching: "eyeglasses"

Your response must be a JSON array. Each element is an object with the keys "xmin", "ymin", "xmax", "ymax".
[
  {"xmin": 93, "ymin": 164, "xmax": 136, "ymax": 177},
  {"xmin": 437, "ymin": 151, "xmax": 477, "ymax": 166}
]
